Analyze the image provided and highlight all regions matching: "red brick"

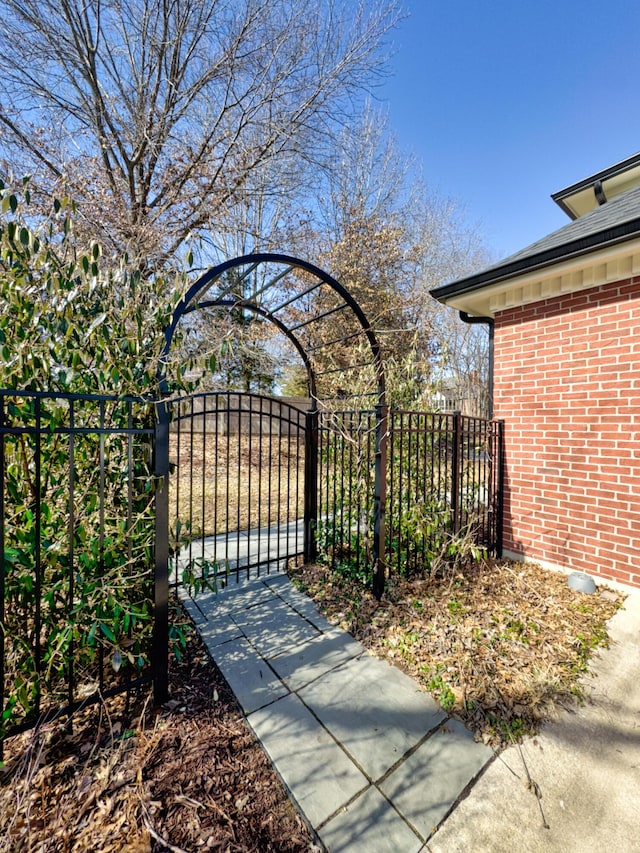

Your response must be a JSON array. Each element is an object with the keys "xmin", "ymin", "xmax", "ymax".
[{"xmin": 494, "ymin": 276, "xmax": 640, "ymax": 589}]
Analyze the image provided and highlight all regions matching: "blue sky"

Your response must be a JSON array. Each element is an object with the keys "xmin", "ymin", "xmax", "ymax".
[{"xmin": 379, "ymin": 0, "xmax": 640, "ymax": 261}]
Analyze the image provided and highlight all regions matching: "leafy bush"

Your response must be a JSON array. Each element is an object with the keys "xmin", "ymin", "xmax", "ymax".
[
  {"xmin": 394, "ymin": 495, "xmax": 487, "ymax": 579},
  {"xmin": 0, "ymin": 180, "xmax": 190, "ymax": 738}
]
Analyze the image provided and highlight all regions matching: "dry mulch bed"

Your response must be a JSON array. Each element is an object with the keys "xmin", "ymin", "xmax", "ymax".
[
  {"xmin": 1, "ymin": 559, "xmax": 623, "ymax": 850},
  {"xmin": 0, "ymin": 612, "xmax": 318, "ymax": 853},
  {"xmin": 289, "ymin": 558, "xmax": 623, "ymax": 744}
]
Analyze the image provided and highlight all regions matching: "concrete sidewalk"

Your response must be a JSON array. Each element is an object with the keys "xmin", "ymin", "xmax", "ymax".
[
  {"xmin": 180, "ymin": 571, "xmax": 640, "ymax": 853},
  {"xmin": 427, "ymin": 588, "xmax": 640, "ymax": 853},
  {"xmin": 180, "ymin": 571, "xmax": 493, "ymax": 852}
]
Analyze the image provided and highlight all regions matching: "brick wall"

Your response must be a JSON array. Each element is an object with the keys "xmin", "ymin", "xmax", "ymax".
[{"xmin": 494, "ymin": 278, "xmax": 640, "ymax": 589}]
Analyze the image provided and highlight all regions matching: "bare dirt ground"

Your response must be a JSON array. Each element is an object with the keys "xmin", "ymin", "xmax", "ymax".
[{"xmin": 1, "ymin": 558, "xmax": 622, "ymax": 850}]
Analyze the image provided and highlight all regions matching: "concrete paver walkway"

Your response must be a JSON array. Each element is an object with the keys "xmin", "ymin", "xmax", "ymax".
[
  {"xmin": 176, "ymin": 529, "xmax": 640, "ymax": 853},
  {"xmin": 179, "ymin": 569, "xmax": 493, "ymax": 852}
]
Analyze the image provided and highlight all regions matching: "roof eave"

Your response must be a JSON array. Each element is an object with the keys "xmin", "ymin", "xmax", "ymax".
[
  {"xmin": 551, "ymin": 151, "xmax": 640, "ymax": 215},
  {"xmin": 431, "ymin": 216, "xmax": 640, "ymax": 308}
]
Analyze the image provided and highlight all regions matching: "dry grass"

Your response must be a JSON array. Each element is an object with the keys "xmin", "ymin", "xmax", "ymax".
[{"xmin": 169, "ymin": 432, "xmax": 305, "ymax": 538}]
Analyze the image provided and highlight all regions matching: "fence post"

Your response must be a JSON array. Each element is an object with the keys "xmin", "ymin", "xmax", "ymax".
[
  {"xmin": 303, "ymin": 406, "xmax": 319, "ymax": 564},
  {"xmin": 153, "ymin": 400, "xmax": 170, "ymax": 705},
  {"xmin": 0, "ymin": 399, "xmax": 4, "ymax": 758},
  {"xmin": 450, "ymin": 410, "xmax": 462, "ymax": 535},
  {"xmin": 494, "ymin": 419, "xmax": 505, "ymax": 558},
  {"xmin": 372, "ymin": 402, "xmax": 388, "ymax": 600}
]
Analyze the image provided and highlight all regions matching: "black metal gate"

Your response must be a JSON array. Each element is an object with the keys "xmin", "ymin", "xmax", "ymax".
[
  {"xmin": 165, "ymin": 392, "xmax": 310, "ymax": 595},
  {"xmin": 1, "ymin": 387, "xmax": 504, "ymax": 747}
]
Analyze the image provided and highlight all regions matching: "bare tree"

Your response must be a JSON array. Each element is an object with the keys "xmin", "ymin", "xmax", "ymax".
[
  {"xmin": 272, "ymin": 104, "xmax": 491, "ymax": 405},
  {"xmin": 0, "ymin": 0, "xmax": 399, "ymax": 268}
]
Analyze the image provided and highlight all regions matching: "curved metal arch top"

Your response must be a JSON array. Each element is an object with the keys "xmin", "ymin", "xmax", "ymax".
[{"xmin": 160, "ymin": 253, "xmax": 386, "ymax": 408}]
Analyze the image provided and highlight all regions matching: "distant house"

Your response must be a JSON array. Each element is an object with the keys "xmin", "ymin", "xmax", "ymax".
[
  {"xmin": 431, "ymin": 373, "xmax": 490, "ymax": 418},
  {"xmin": 432, "ymin": 153, "xmax": 640, "ymax": 591}
]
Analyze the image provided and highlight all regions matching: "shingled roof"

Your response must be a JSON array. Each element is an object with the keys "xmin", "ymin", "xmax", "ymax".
[{"xmin": 431, "ymin": 181, "xmax": 640, "ymax": 304}]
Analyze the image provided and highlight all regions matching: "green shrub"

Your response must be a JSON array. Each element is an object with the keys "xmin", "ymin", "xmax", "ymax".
[{"xmin": 0, "ymin": 181, "xmax": 192, "ymax": 738}]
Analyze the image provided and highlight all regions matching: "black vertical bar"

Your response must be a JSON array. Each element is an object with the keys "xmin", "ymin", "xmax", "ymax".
[
  {"xmin": 338, "ymin": 413, "xmax": 344, "ymax": 560},
  {"xmin": 276, "ymin": 400, "xmax": 284, "ymax": 570},
  {"xmin": 408, "ymin": 412, "xmax": 415, "ymax": 572},
  {"xmin": 485, "ymin": 418, "xmax": 491, "ymax": 547},
  {"xmin": 295, "ymin": 407, "xmax": 302, "ymax": 558},
  {"xmin": 236, "ymin": 396, "xmax": 243, "ymax": 578},
  {"xmin": 127, "ymin": 402, "xmax": 134, "ymax": 566},
  {"xmin": 317, "ymin": 412, "xmax": 325, "ymax": 557},
  {"xmin": 470, "ymin": 417, "xmax": 478, "ymax": 534},
  {"xmin": 420, "ymin": 414, "xmax": 428, "ymax": 569},
  {"xmin": 413, "ymin": 412, "xmax": 420, "ymax": 571},
  {"xmin": 372, "ymin": 402, "xmax": 387, "ymax": 600},
  {"xmin": 188, "ymin": 397, "xmax": 195, "ymax": 576},
  {"xmin": 451, "ymin": 410, "xmax": 461, "ymax": 536},
  {"xmin": 265, "ymin": 397, "xmax": 273, "ymax": 578},
  {"xmin": 34, "ymin": 397, "xmax": 42, "ymax": 713},
  {"xmin": 417, "ymin": 413, "xmax": 424, "ymax": 572},
  {"xmin": 430, "ymin": 414, "xmax": 437, "ymax": 551},
  {"xmin": 387, "ymin": 410, "xmax": 392, "ymax": 574},
  {"xmin": 213, "ymin": 394, "xmax": 219, "ymax": 563},
  {"xmin": 303, "ymin": 407, "xmax": 318, "ymax": 562},
  {"xmin": 331, "ymin": 417, "xmax": 338, "ymax": 570},
  {"xmin": 171, "ymin": 400, "xmax": 180, "ymax": 594},
  {"xmin": 269, "ymin": 398, "xmax": 276, "ymax": 573},
  {"xmin": 387, "ymin": 410, "xmax": 396, "ymax": 574},
  {"xmin": 347, "ymin": 411, "xmax": 354, "ymax": 566},
  {"xmin": 98, "ymin": 400, "xmax": 106, "ymax": 691},
  {"xmin": 398, "ymin": 412, "xmax": 406, "ymax": 574},
  {"xmin": 367, "ymin": 411, "xmax": 374, "ymax": 574},
  {"xmin": 224, "ymin": 394, "xmax": 231, "ymax": 577},
  {"xmin": 444, "ymin": 413, "xmax": 451, "ymax": 531},
  {"xmin": 153, "ymin": 401, "xmax": 170, "ymax": 704},
  {"xmin": 285, "ymin": 404, "xmax": 292, "ymax": 569},
  {"xmin": 256, "ymin": 396, "xmax": 263, "ymax": 566},
  {"xmin": 200, "ymin": 396, "xmax": 207, "ymax": 570},
  {"xmin": 286, "ymin": 403, "xmax": 292, "ymax": 568},
  {"xmin": 495, "ymin": 419, "xmax": 505, "ymax": 557},
  {"xmin": 461, "ymin": 415, "xmax": 468, "ymax": 531},
  {"xmin": 67, "ymin": 400, "xmax": 76, "ymax": 711},
  {"xmin": 355, "ymin": 412, "xmax": 364, "ymax": 571},
  {"xmin": 247, "ymin": 395, "xmax": 254, "ymax": 542}
]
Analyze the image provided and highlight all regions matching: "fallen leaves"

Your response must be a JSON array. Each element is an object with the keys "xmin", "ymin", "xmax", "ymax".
[
  {"xmin": 290, "ymin": 558, "xmax": 623, "ymax": 745},
  {"xmin": 1, "ymin": 618, "xmax": 316, "ymax": 852},
  {"xmin": 1, "ymin": 559, "xmax": 623, "ymax": 849}
]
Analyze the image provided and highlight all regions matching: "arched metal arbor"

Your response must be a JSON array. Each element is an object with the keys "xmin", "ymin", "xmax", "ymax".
[{"xmin": 154, "ymin": 253, "xmax": 388, "ymax": 600}]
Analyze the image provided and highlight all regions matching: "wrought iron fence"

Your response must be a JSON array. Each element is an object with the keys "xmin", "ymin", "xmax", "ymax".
[
  {"xmin": 2, "ymin": 388, "xmax": 503, "ymax": 751},
  {"xmin": 318, "ymin": 408, "xmax": 503, "ymax": 580},
  {"xmin": 317, "ymin": 409, "xmax": 377, "ymax": 580},
  {"xmin": 387, "ymin": 410, "xmax": 503, "ymax": 576},
  {"xmin": 0, "ymin": 390, "xmax": 156, "ymax": 747},
  {"xmin": 166, "ymin": 392, "xmax": 307, "ymax": 593}
]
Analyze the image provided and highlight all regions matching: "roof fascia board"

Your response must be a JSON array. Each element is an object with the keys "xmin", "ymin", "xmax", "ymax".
[
  {"xmin": 551, "ymin": 151, "xmax": 640, "ymax": 215},
  {"xmin": 431, "ymin": 216, "xmax": 640, "ymax": 304},
  {"xmin": 438, "ymin": 238, "xmax": 640, "ymax": 317}
]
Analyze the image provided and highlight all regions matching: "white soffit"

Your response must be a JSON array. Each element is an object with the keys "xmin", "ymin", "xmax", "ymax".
[
  {"xmin": 552, "ymin": 154, "xmax": 640, "ymax": 219},
  {"xmin": 442, "ymin": 238, "xmax": 640, "ymax": 318}
]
